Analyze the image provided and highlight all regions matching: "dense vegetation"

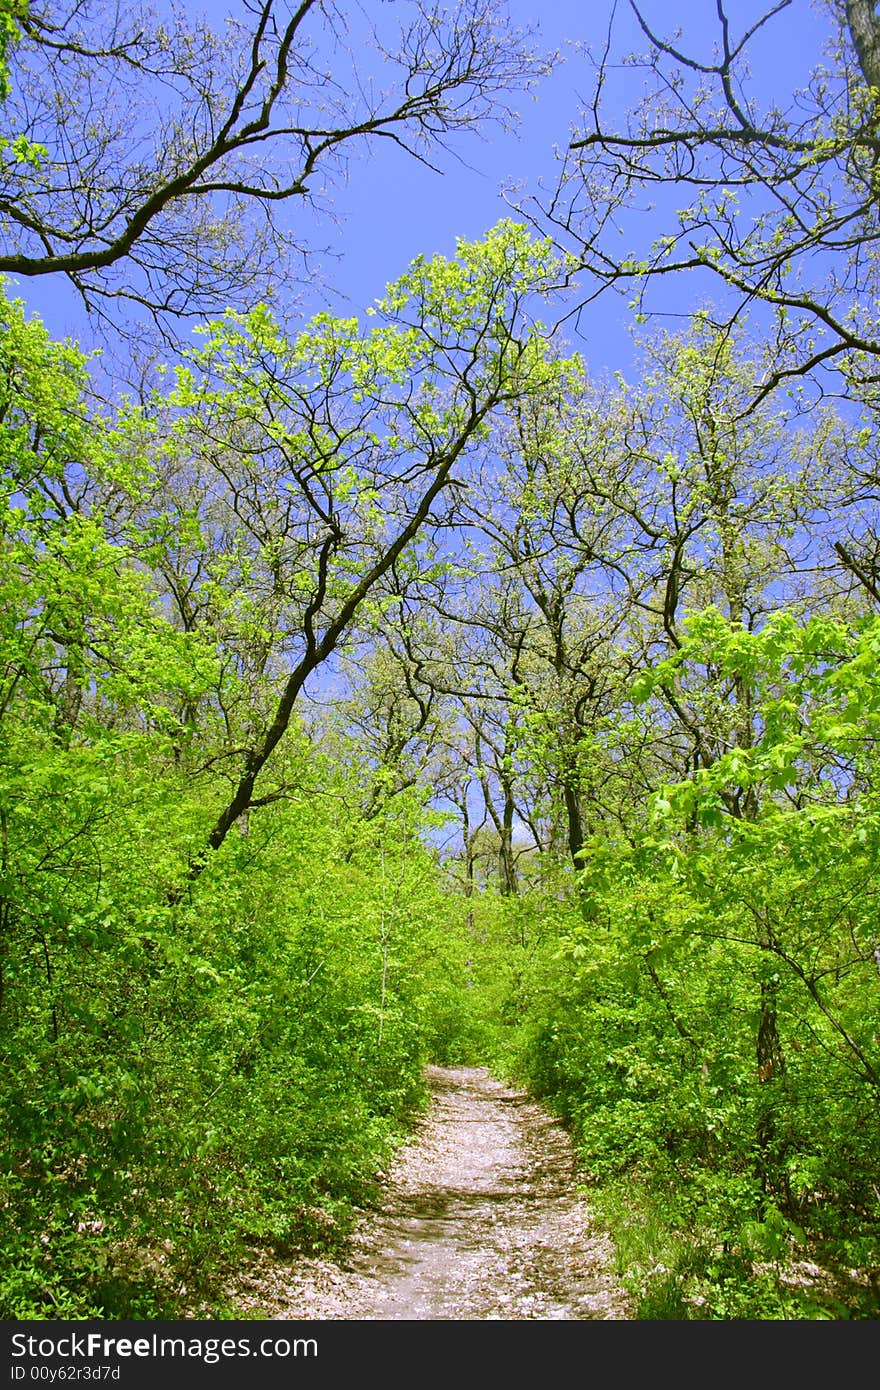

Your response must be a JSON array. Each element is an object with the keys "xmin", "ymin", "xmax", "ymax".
[{"xmin": 1, "ymin": 0, "xmax": 879, "ymax": 1320}]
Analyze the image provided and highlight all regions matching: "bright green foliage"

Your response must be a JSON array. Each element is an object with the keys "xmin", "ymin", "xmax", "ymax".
[
  {"xmin": 483, "ymin": 601, "xmax": 880, "ymax": 1318},
  {"xmin": 0, "ymin": 1, "xmax": 23, "ymax": 99},
  {"xmin": 0, "ymin": 273, "xmax": 514, "ymax": 1318},
  {"xmin": 427, "ymin": 316, "xmax": 880, "ymax": 1319},
  {"xmin": 0, "ymin": 2, "xmax": 45, "ymax": 167},
  {"xmin": 3, "ymin": 218, "xmax": 880, "ymax": 1322}
]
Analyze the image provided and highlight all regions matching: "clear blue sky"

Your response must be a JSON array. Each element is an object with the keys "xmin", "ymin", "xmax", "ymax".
[{"xmin": 9, "ymin": 0, "xmax": 834, "ymax": 382}]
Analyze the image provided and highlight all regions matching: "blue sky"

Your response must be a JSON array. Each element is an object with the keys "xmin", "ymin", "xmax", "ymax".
[{"xmin": 9, "ymin": 0, "xmax": 836, "ymax": 382}]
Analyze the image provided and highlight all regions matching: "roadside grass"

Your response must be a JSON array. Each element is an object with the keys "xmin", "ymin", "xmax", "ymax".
[{"xmin": 587, "ymin": 1179, "xmax": 879, "ymax": 1320}]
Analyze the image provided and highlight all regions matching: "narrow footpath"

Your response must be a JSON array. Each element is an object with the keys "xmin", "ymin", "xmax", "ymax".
[{"xmin": 229, "ymin": 1066, "xmax": 630, "ymax": 1320}]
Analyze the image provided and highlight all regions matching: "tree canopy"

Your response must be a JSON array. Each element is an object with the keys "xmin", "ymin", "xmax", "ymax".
[
  {"xmin": 531, "ymin": 0, "xmax": 880, "ymax": 400},
  {"xmin": 1, "ymin": 0, "xmax": 879, "ymax": 1323},
  {"xmin": 0, "ymin": 0, "xmax": 546, "ymax": 330}
]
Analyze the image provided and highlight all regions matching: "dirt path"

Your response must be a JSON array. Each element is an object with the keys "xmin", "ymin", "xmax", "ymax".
[{"xmin": 229, "ymin": 1066, "xmax": 630, "ymax": 1320}]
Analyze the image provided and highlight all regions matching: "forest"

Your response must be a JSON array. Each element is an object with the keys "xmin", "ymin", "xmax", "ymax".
[{"xmin": 1, "ymin": 0, "xmax": 879, "ymax": 1321}]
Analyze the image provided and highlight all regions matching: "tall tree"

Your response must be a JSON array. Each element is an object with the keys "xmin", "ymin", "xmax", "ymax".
[{"xmin": 132, "ymin": 222, "xmax": 567, "ymax": 870}]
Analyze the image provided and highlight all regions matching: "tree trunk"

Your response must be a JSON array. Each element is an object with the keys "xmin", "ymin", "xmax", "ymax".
[
  {"xmin": 562, "ymin": 776, "xmax": 584, "ymax": 871},
  {"xmin": 499, "ymin": 779, "xmax": 518, "ymax": 896}
]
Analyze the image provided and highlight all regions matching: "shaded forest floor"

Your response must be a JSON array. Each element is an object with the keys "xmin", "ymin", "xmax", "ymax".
[{"xmin": 220, "ymin": 1066, "xmax": 629, "ymax": 1320}]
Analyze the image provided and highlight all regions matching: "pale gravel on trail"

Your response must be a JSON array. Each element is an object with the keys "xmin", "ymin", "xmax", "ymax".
[{"xmin": 226, "ymin": 1065, "xmax": 631, "ymax": 1320}]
